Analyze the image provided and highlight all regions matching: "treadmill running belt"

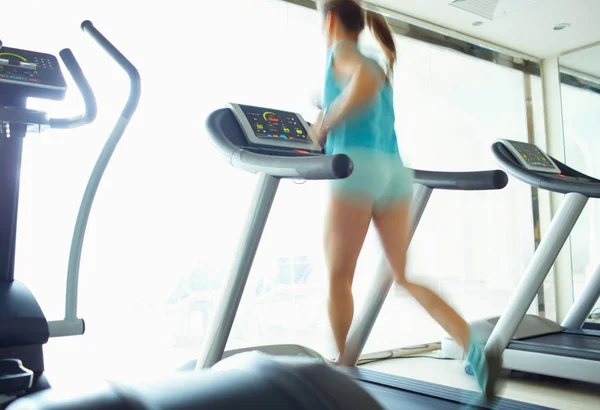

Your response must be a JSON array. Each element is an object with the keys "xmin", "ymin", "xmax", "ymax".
[
  {"xmin": 583, "ymin": 322, "xmax": 600, "ymax": 331},
  {"xmin": 510, "ymin": 331, "xmax": 600, "ymax": 360},
  {"xmin": 343, "ymin": 367, "xmax": 552, "ymax": 410}
]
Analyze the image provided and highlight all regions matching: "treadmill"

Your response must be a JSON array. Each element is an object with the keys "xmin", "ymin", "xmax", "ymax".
[
  {"xmin": 184, "ymin": 104, "xmax": 551, "ymax": 409},
  {"xmin": 457, "ymin": 139, "xmax": 600, "ymax": 384}
]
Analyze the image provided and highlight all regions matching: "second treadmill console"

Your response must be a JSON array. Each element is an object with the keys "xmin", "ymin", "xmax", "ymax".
[{"xmin": 498, "ymin": 139, "xmax": 561, "ymax": 174}]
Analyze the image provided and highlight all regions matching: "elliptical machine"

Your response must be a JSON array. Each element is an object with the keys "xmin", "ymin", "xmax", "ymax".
[{"xmin": 0, "ymin": 21, "xmax": 140, "ymax": 405}]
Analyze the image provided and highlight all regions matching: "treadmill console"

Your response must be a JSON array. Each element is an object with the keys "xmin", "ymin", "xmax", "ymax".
[
  {"xmin": 0, "ymin": 47, "xmax": 67, "ymax": 100},
  {"xmin": 498, "ymin": 139, "xmax": 561, "ymax": 174},
  {"xmin": 228, "ymin": 103, "xmax": 322, "ymax": 154}
]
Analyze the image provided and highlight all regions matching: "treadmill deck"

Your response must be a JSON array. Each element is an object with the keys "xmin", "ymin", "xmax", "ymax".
[{"xmin": 343, "ymin": 367, "xmax": 552, "ymax": 409}]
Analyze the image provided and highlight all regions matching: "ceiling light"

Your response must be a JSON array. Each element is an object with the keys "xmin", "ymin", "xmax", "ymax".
[{"xmin": 553, "ymin": 23, "xmax": 570, "ymax": 31}]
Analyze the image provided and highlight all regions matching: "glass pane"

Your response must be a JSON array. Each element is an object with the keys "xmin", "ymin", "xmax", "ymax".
[
  {"xmin": 530, "ymin": 75, "xmax": 557, "ymax": 321},
  {"xmin": 561, "ymin": 82, "xmax": 600, "ymax": 318}
]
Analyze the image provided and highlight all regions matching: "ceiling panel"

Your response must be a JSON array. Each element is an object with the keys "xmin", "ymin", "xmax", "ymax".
[
  {"xmin": 368, "ymin": 0, "xmax": 600, "ymax": 59},
  {"xmin": 561, "ymin": 45, "xmax": 600, "ymax": 79}
]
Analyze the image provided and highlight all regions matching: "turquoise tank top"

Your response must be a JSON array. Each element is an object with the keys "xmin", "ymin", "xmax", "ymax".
[{"xmin": 322, "ymin": 41, "xmax": 399, "ymax": 155}]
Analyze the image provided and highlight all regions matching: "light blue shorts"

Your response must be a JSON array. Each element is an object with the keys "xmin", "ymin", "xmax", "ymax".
[{"xmin": 330, "ymin": 147, "xmax": 414, "ymax": 209}]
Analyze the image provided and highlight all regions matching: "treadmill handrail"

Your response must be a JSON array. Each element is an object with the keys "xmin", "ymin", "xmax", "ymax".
[
  {"xmin": 232, "ymin": 150, "xmax": 353, "ymax": 180},
  {"xmin": 206, "ymin": 108, "xmax": 353, "ymax": 180},
  {"xmin": 492, "ymin": 142, "xmax": 600, "ymax": 198},
  {"xmin": 412, "ymin": 169, "xmax": 508, "ymax": 191}
]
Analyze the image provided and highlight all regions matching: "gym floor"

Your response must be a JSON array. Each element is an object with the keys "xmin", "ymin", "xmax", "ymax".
[{"xmin": 363, "ymin": 355, "xmax": 600, "ymax": 409}]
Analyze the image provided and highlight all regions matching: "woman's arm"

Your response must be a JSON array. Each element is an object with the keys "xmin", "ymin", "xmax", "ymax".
[
  {"xmin": 317, "ymin": 44, "xmax": 385, "ymax": 138},
  {"xmin": 311, "ymin": 109, "xmax": 326, "ymax": 146}
]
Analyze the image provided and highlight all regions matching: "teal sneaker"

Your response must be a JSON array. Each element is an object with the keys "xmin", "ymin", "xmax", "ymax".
[{"xmin": 467, "ymin": 340, "xmax": 501, "ymax": 400}]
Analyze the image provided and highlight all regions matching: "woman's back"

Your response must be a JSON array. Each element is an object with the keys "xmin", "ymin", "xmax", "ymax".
[{"xmin": 322, "ymin": 42, "xmax": 399, "ymax": 155}]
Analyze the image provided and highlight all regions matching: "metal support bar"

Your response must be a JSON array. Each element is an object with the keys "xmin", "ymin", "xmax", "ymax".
[
  {"xmin": 485, "ymin": 193, "xmax": 588, "ymax": 356},
  {"xmin": 0, "ymin": 120, "xmax": 26, "ymax": 282},
  {"xmin": 523, "ymin": 72, "xmax": 547, "ymax": 315},
  {"xmin": 562, "ymin": 262, "xmax": 600, "ymax": 329},
  {"xmin": 341, "ymin": 184, "xmax": 433, "ymax": 366},
  {"xmin": 48, "ymin": 319, "xmax": 85, "ymax": 338},
  {"xmin": 195, "ymin": 173, "xmax": 280, "ymax": 370},
  {"xmin": 64, "ymin": 116, "xmax": 131, "ymax": 324},
  {"xmin": 541, "ymin": 56, "xmax": 572, "ymax": 322}
]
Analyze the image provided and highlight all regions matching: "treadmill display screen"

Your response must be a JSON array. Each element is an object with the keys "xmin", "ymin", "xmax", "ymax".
[
  {"xmin": 509, "ymin": 141, "xmax": 557, "ymax": 171},
  {"xmin": 238, "ymin": 104, "xmax": 311, "ymax": 144}
]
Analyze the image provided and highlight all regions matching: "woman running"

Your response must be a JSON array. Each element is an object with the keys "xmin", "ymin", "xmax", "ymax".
[{"xmin": 311, "ymin": 0, "xmax": 499, "ymax": 399}]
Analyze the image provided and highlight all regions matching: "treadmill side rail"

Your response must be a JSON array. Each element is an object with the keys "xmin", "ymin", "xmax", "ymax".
[{"xmin": 502, "ymin": 349, "xmax": 600, "ymax": 384}]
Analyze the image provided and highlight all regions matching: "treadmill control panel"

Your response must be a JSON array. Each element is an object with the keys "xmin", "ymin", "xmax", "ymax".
[
  {"xmin": 240, "ymin": 105, "xmax": 310, "ymax": 144},
  {"xmin": 499, "ymin": 139, "xmax": 561, "ymax": 174},
  {"xmin": 0, "ymin": 47, "xmax": 67, "ymax": 100},
  {"xmin": 495, "ymin": 139, "xmax": 600, "ymax": 198},
  {"xmin": 228, "ymin": 103, "xmax": 322, "ymax": 153}
]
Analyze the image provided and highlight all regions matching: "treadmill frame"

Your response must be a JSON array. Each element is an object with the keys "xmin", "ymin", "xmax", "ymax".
[
  {"xmin": 503, "ymin": 348, "xmax": 600, "ymax": 383},
  {"xmin": 482, "ymin": 192, "xmax": 600, "ymax": 382}
]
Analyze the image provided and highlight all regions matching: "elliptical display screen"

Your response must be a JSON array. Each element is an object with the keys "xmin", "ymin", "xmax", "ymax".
[
  {"xmin": 228, "ymin": 103, "xmax": 322, "ymax": 153},
  {"xmin": 499, "ymin": 139, "xmax": 561, "ymax": 174},
  {"xmin": 0, "ymin": 47, "xmax": 66, "ymax": 99}
]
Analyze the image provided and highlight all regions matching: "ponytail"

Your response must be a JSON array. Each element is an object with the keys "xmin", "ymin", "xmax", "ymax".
[
  {"xmin": 320, "ymin": 0, "xmax": 397, "ymax": 79},
  {"xmin": 365, "ymin": 10, "xmax": 396, "ymax": 80}
]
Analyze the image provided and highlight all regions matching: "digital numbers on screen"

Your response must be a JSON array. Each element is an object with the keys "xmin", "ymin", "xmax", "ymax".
[
  {"xmin": 512, "ymin": 141, "xmax": 555, "ymax": 169},
  {"xmin": 240, "ymin": 105, "xmax": 310, "ymax": 144}
]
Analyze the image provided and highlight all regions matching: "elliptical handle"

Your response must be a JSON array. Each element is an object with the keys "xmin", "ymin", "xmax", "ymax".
[
  {"xmin": 49, "ymin": 49, "xmax": 98, "ymax": 129},
  {"xmin": 81, "ymin": 20, "xmax": 141, "ymax": 119}
]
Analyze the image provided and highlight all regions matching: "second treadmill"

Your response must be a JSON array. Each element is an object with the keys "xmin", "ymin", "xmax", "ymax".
[{"xmin": 462, "ymin": 139, "xmax": 600, "ymax": 384}]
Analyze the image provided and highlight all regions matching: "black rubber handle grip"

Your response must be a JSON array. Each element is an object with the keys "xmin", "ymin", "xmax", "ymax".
[
  {"xmin": 49, "ymin": 49, "xmax": 97, "ymax": 129},
  {"xmin": 413, "ymin": 169, "xmax": 508, "ymax": 191},
  {"xmin": 235, "ymin": 151, "xmax": 353, "ymax": 180}
]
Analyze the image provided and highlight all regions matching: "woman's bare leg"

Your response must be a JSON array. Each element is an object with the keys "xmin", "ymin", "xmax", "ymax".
[
  {"xmin": 372, "ymin": 199, "xmax": 471, "ymax": 350},
  {"xmin": 374, "ymin": 198, "xmax": 500, "ymax": 399},
  {"xmin": 324, "ymin": 195, "xmax": 372, "ymax": 361}
]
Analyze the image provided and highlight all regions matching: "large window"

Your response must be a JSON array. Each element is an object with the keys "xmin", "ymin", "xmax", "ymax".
[
  {"xmin": 561, "ymin": 83, "xmax": 600, "ymax": 315},
  {"xmin": 10, "ymin": 0, "xmax": 315, "ymax": 385},
  {"xmin": 9, "ymin": 0, "xmax": 537, "ymax": 386}
]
